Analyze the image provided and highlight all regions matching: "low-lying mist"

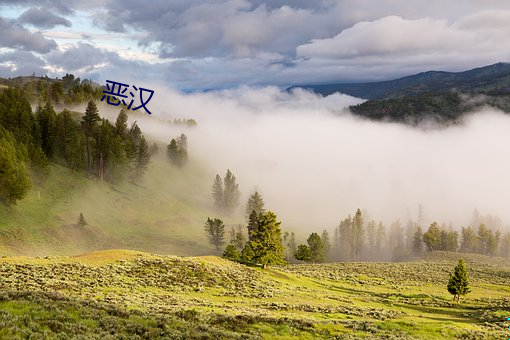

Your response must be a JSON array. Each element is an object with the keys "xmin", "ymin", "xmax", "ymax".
[{"xmin": 102, "ymin": 86, "xmax": 510, "ymax": 232}]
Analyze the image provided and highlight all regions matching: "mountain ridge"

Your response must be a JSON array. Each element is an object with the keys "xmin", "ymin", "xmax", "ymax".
[{"xmin": 289, "ymin": 62, "xmax": 510, "ymax": 100}]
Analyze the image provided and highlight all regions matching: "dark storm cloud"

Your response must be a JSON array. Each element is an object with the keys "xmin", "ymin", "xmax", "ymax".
[
  {"xmin": 18, "ymin": 7, "xmax": 72, "ymax": 29},
  {"xmin": 0, "ymin": 16, "xmax": 57, "ymax": 53}
]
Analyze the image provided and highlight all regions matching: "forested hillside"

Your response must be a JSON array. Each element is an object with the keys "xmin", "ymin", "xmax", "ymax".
[{"xmin": 290, "ymin": 63, "xmax": 510, "ymax": 124}]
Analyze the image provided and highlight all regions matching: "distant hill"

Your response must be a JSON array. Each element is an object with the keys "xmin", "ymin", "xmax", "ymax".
[
  {"xmin": 290, "ymin": 63, "xmax": 510, "ymax": 124},
  {"xmin": 289, "ymin": 62, "xmax": 510, "ymax": 100},
  {"xmin": 289, "ymin": 63, "xmax": 510, "ymax": 99}
]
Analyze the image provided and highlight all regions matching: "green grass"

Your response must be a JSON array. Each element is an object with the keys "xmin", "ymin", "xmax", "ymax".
[
  {"xmin": 0, "ymin": 250, "xmax": 508, "ymax": 338},
  {"xmin": 0, "ymin": 153, "xmax": 229, "ymax": 256}
]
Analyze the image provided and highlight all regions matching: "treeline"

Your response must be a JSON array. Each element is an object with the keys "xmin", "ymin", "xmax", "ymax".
[
  {"xmin": 0, "ymin": 73, "xmax": 103, "ymax": 105},
  {"xmin": 296, "ymin": 209, "xmax": 510, "ymax": 263},
  {"xmin": 0, "ymin": 87, "xmax": 151, "ymax": 205},
  {"xmin": 349, "ymin": 91, "xmax": 510, "ymax": 124}
]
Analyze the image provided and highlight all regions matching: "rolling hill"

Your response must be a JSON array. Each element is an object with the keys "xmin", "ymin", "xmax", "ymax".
[{"xmin": 289, "ymin": 62, "xmax": 510, "ymax": 100}]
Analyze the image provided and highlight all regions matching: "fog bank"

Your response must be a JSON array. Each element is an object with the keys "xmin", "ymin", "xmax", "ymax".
[{"xmin": 120, "ymin": 86, "xmax": 510, "ymax": 231}]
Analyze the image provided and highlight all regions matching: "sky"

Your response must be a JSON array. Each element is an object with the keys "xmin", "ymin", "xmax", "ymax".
[{"xmin": 1, "ymin": 0, "xmax": 510, "ymax": 90}]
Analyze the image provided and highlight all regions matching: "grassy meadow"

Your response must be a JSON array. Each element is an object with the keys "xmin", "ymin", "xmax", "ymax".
[{"xmin": 0, "ymin": 250, "xmax": 508, "ymax": 339}]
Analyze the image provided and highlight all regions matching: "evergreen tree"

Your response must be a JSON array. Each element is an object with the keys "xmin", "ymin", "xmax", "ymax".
[
  {"xmin": 247, "ymin": 210, "xmax": 259, "ymax": 241},
  {"xmin": 283, "ymin": 231, "xmax": 297, "ymax": 262},
  {"xmin": 78, "ymin": 213, "xmax": 87, "ymax": 226},
  {"xmin": 307, "ymin": 232, "xmax": 325, "ymax": 263},
  {"xmin": 212, "ymin": 174, "xmax": 224, "ymax": 210},
  {"xmin": 223, "ymin": 169, "xmax": 240, "ymax": 214},
  {"xmin": 321, "ymin": 230, "xmax": 331, "ymax": 262},
  {"xmin": 352, "ymin": 209, "xmax": 364, "ymax": 261},
  {"xmin": 423, "ymin": 222, "xmax": 441, "ymax": 251},
  {"xmin": 36, "ymin": 102, "xmax": 57, "ymax": 158},
  {"xmin": 366, "ymin": 220, "xmax": 377, "ymax": 259},
  {"xmin": 134, "ymin": 136, "xmax": 151, "ymax": 180},
  {"xmin": 375, "ymin": 222, "xmax": 387, "ymax": 258},
  {"xmin": 204, "ymin": 218, "xmax": 225, "ymax": 251},
  {"xmin": 244, "ymin": 191, "xmax": 265, "ymax": 220},
  {"xmin": 245, "ymin": 211, "xmax": 286, "ymax": 268},
  {"xmin": 223, "ymin": 244, "xmax": 240, "ymax": 262},
  {"xmin": 229, "ymin": 225, "xmax": 246, "ymax": 251},
  {"xmin": 81, "ymin": 100, "xmax": 100, "ymax": 174},
  {"xmin": 447, "ymin": 259, "xmax": 471, "ymax": 303},
  {"xmin": 460, "ymin": 226, "xmax": 478, "ymax": 253},
  {"xmin": 240, "ymin": 243, "xmax": 255, "ymax": 264},
  {"xmin": 55, "ymin": 109, "xmax": 80, "ymax": 168},
  {"xmin": 412, "ymin": 226, "xmax": 423, "ymax": 254},
  {"xmin": 166, "ymin": 134, "xmax": 188, "ymax": 167},
  {"xmin": 115, "ymin": 109, "xmax": 128, "ymax": 137},
  {"xmin": 294, "ymin": 244, "xmax": 312, "ymax": 262},
  {"xmin": 338, "ymin": 216, "xmax": 352, "ymax": 261},
  {"xmin": 0, "ymin": 132, "xmax": 31, "ymax": 205}
]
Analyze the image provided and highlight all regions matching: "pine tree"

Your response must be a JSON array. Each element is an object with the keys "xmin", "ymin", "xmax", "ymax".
[
  {"xmin": 247, "ymin": 210, "xmax": 260, "ymax": 241},
  {"xmin": 134, "ymin": 136, "xmax": 151, "ymax": 180},
  {"xmin": 338, "ymin": 216, "xmax": 352, "ymax": 261},
  {"xmin": 78, "ymin": 213, "xmax": 87, "ymax": 226},
  {"xmin": 307, "ymin": 232, "xmax": 325, "ymax": 263},
  {"xmin": 166, "ymin": 134, "xmax": 188, "ymax": 167},
  {"xmin": 352, "ymin": 209, "xmax": 364, "ymax": 261},
  {"xmin": 55, "ymin": 109, "xmax": 80, "ymax": 168},
  {"xmin": 81, "ymin": 100, "xmax": 100, "ymax": 174},
  {"xmin": 115, "ymin": 109, "xmax": 128, "ymax": 137},
  {"xmin": 244, "ymin": 191, "xmax": 265, "ymax": 220},
  {"xmin": 321, "ymin": 230, "xmax": 331, "ymax": 262},
  {"xmin": 204, "ymin": 218, "xmax": 225, "ymax": 251},
  {"xmin": 447, "ymin": 259, "xmax": 471, "ymax": 303},
  {"xmin": 294, "ymin": 244, "xmax": 312, "ymax": 262},
  {"xmin": 423, "ymin": 222, "xmax": 441, "ymax": 251},
  {"xmin": 36, "ymin": 102, "xmax": 57, "ymax": 158},
  {"xmin": 412, "ymin": 226, "xmax": 423, "ymax": 254},
  {"xmin": 223, "ymin": 169, "xmax": 240, "ymax": 214},
  {"xmin": 460, "ymin": 226, "xmax": 478, "ymax": 253},
  {"xmin": 240, "ymin": 243, "xmax": 255, "ymax": 264},
  {"xmin": 0, "ymin": 132, "xmax": 31, "ymax": 205},
  {"xmin": 245, "ymin": 211, "xmax": 286, "ymax": 268},
  {"xmin": 223, "ymin": 244, "xmax": 240, "ymax": 262},
  {"xmin": 229, "ymin": 225, "xmax": 246, "ymax": 251},
  {"xmin": 212, "ymin": 174, "xmax": 224, "ymax": 210}
]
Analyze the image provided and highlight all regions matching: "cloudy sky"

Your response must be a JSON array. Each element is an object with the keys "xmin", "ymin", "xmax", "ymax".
[{"xmin": 1, "ymin": 0, "xmax": 510, "ymax": 90}]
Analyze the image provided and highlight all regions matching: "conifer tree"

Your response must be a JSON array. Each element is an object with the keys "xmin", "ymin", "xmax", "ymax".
[
  {"xmin": 321, "ymin": 230, "xmax": 331, "ymax": 261},
  {"xmin": 423, "ymin": 222, "xmax": 441, "ymax": 251},
  {"xmin": 223, "ymin": 169, "xmax": 240, "ymax": 214},
  {"xmin": 307, "ymin": 232, "xmax": 325, "ymax": 263},
  {"xmin": 212, "ymin": 174, "xmax": 224, "ymax": 210},
  {"xmin": 294, "ymin": 244, "xmax": 312, "ymax": 262},
  {"xmin": 244, "ymin": 191, "xmax": 265, "ymax": 220},
  {"xmin": 204, "ymin": 218, "xmax": 225, "ymax": 251},
  {"xmin": 78, "ymin": 213, "xmax": 87, "ymax": 226},
  {"xmin": 223, "ymin": 244, "xmax": 240, "ymax": 262},
  {"xmin": 412, "ymin": 226, "xmax": 423, "ymax": 254},
  {"xmin": 81, "ymin": 100, "xmax": 100, "ymax": 174},
  {"xmin": 134, "ymin": 136, "xmax": 151, "ymax": 179},
  {"xmin": 352, "ymin": 209, "xmax": 364, "ymax": 261},
  {"xmin": 115, "ymin": 109, "xmax": 128, "ymax": 137},
  {"xmin": 447, "ymin": 259, "xmax": 471, "ymax": 303},
  {"xmin": 0, "ymin": 132, "xmax": 31, "ymax": 205},
  {"xmin": 244, "ymin": 211, "xmax": 285, "ymax": 268}
]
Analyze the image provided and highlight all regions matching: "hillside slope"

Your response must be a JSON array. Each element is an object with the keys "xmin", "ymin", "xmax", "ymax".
[
  {"xmin": 0, "ymin": 250, "xmax": 508, "ymax": 338},
  {"xmin": 0, "ymin": 153, "xmax": 223, "ymax": 256},
  {"xmin": 289, "ymin": 62, "xmax": 510, "ymax": 99}
]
